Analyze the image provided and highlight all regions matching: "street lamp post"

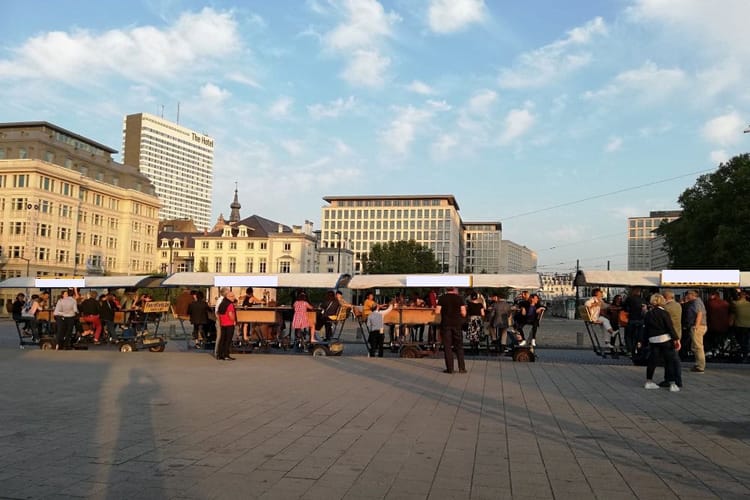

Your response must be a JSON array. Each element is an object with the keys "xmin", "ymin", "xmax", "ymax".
[{"xmin": 333, "ymin": 232, "xmax": 342, "ymax": 273}]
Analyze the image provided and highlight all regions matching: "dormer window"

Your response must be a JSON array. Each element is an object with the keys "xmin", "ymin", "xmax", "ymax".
[
  {"xmin": 171, "ymin": 238, "xmax": 181, "ymax": 249},
  {"xmin": 160, "ymin": 238, "xmax": 170, "ymax": 248},
  {"xmin": 222, "ymin": 226, "xmax": 232, "ymax": 237},
  {"xmin": 238, "ymin": 225, "xmax": 248, "ymax": 237}
]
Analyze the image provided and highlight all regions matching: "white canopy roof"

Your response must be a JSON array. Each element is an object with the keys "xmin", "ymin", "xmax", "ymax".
[
  {"xmin": 0, "ymin": 275, "xmax": 164, "ymax": 289},
  {"xmin": 161, "ymin": 272, "xmax": 347, "ymax": 289},
  {"xmin": 348, "ymin": 273, "xmax": 541, "ymax": 290},
  {"xmin": 574, "ymin": 271, "xmax": 661, "ymax": 287}
]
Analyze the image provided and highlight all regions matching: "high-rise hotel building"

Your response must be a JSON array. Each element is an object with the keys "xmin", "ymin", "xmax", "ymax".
[{"xmin": 122, "ymin": 113, "xmax": 214, "ymax": 230}]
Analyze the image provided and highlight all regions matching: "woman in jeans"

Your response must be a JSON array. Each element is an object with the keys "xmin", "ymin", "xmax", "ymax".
[{"xmin": 643, "ymin": 293, "xmax": 682, "ymax": 392}]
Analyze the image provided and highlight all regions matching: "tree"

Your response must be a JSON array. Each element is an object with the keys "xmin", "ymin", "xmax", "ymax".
[
  {"xmin": 657, "ymin": 153, "xmax": 750, "ymax": 269},
  {"xmin": 363, "ymin": 240, "xmax": 441, "ymax": 274}
]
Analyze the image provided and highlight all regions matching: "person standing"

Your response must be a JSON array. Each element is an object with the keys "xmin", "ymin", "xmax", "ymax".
[
  {"xmin": 53, "ymin": 289, "xmax": 78, "ymax": 349},
  {"xmin": 684, "ymin": 290, "xmax": 708, "ymax": 373},
  {"xmin": 435, "ymin": 287, "xmax": 467, "ymax": 374},
  {"xmin": 216, "ymin": 289, "xmax": 237, "ymax": 361},
  {"xmin": 661, "ymin": 290, "xmax": 683, "ymax": 387},
  {"xmin": 99, "ymin": 293, "xmax": 119, "ymax": 342},
  {"xmin": 214, "ymin": 287, "xmax": 229, "ymax": 358},
  {"xmin": 79, "ymin": 291, "xmax": 103, "ymax": 343},
  {"xmin": 188, "ymin": 291, "xmax": 211, "ymax": 348},
  {"xmin": 730, "ymin": 290, "xmax": 750, "ymax": 362},
  {"xmin": 643, "ymin": 294, "xmax": 681, "ymax": 392},
  {"xmin": 291, "ymin": 292, "xmax": 315, "ymax": 344},
  {"xmin": 486, "ymin": 293, "xmax": 512, "ymax": 352},
  {"xmin": 706, "ymin": 291, "xmax": 730, "ymax": 354},
  {"xmin": 623, "ymin": 287, "xmax": 647, "ymax": 355},
  {"xmin": 366, "ymin": 301, "xmax": 394, "ymax": 357}
]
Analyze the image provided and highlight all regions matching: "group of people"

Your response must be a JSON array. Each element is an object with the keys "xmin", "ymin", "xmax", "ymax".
[
  {"xmin": 585, "ymin": 286, "xmax": 750, "ymax": 393},
  {"xmin": 202, "ymin": 286, "xmax": 352, "ymax": 361},
  {"xmin": 10, "ymin": 288, "xmax": 156, "ymax": 349}
]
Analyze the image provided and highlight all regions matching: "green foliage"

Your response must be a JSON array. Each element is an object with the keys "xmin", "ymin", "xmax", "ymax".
[
  {"xmin": 657, "ymin": 154, "xmax": 750, "ymax": 269},
  {"xmin": 363, "ymin": 240, "xmax": 441, "ymax": 274}
]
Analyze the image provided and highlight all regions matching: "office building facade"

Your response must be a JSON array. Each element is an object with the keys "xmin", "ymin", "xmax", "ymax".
[
  {"xmin": 462, "ymin": 222, "xmax": 503, "ymax": 274},
  {"xmin": 321, "ymin": 195, "xmax": 463, "ymax": 273},
  {"xmin": 122, "ymin": 113, "xmax": 214, "ymax": 230},
  {"xmin": 627, "ymin": 210, "xmax": 681, "ymax": 270}
]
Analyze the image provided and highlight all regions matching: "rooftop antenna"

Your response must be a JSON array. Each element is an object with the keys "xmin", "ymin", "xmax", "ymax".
[{"xmin": 176, "ymin": 102, "xmax": 180, "ymax": 125}]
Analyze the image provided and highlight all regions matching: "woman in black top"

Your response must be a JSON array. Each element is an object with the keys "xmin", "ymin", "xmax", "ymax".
[
  {"xmin": 466, "ymin": 292, "xmax": 485, "ymax": 353},
  {"xmin": 188, "ymin": 291, "xmax": 211, "ymax": 347},
  {"xmin": 643, "ymin": 293, "xmax": 682, "ymax": 392}
]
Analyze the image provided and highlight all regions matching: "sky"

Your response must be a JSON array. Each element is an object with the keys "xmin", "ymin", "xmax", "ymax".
[{"xmin": 2, "ymin": 0, "xmax": 750, "ymax": 274}]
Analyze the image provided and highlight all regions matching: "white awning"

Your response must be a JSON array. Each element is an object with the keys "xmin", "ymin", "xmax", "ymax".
[
  {"xmin": 349, "ymin": 273, "xmax": 542, "ymax": 290},
  {"xmin": 0, "ymin": 275, "xmax": 164, "ymax": 289},
  {"xmin": 470, "ymin": 273, "xmax": 542, "ymax": 290},
  {"xmin": 162, "ymin": 272, "xmax": 346, "ymax": 289},
  {"xmin": 575, "ymin": 271, "xmax": 662, "ymax": 287}
]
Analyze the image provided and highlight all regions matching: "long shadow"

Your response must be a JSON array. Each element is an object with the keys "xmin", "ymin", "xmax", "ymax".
[{"xmin": 319, "ymin": 355, "xmax": 750, "ymax": 498}]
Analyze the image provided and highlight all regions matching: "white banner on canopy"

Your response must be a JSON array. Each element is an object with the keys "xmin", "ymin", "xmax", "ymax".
[
  {"xmin": 661, "ymin": 269, "xmax": 740, "ymax": 287},
  {"xmin": 214, "ymin": 275, "xmax": 279, "ymax": 288},
  {"xmin": 35, "ymin": 278, "xmax": 85, "ymax": 289},
  {"xmin": 405, "ymin": 275, "xmax": 472, "ymax": 288}
]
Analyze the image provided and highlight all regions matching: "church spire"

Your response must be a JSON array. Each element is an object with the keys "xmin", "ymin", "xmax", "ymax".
[{"xmin": 229, "ymin": 182, "xmax": 241, "ymax": 223}]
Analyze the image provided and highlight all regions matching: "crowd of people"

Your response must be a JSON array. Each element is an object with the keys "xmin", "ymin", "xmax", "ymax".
[
  {"xmin": 584, "ymin": 286, "xmax": 750, "ymax": 392},
  {"xmin": 10, "ymin": 288, "xmax": 158, "ymax": 349}
]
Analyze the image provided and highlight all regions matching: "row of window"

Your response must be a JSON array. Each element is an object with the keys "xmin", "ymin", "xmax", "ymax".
[
  {"xmin": 326, "ymin": 208, "xmax": 450, "ymax": 220},
  {"xmin": 0, "ymin": 245, "xmax": 124, "ymax": 270},
  {"xmin": 325, "ymin": 218, "xmax": 452, "ymax": 232},
  {"xmin": 198, "ymin": 241, "xmax": 280, "ymax": 251},
  {"xmin": 333, "ymin": 199, "xmax": 443, "ymax": 208}
]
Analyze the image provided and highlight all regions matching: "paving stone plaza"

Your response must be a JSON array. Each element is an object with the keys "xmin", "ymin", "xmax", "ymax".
[{"xmin": 1, "ymin": 317, "xmax": 749, "ymax": 499}]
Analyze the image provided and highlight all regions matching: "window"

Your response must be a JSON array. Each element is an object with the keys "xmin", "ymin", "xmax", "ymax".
[
  {"xmin": 215, "ymin": 242, "xmax": 223, "ymax": 250},
  {"xmin": 214, "ymin": 258, "xmax": 222, "ymax": 273},
  {"xmin": 279, "ymin": 261, "xmax": 291, "ymax": 273},
  {"xmin": 37, "ymin": 247, "xmax": 50, "ymax": 261},
  {"xmin": 92, "ymin": 214, "xmax": 102, "ymax": 226},
  {"xmin": 60, "ymin": 182, "xmax": 72, "ymax": 196},
  {"xmin": 260, "ymin": 242, "xmax": 267, "ymax": 250},
  {"xmin": 37, "ymin": 224, "xmax": 51, "ymax": 237},
  {"xmin": 327, "ymin": 255, "xmax": 335, "ymax": 263},
  {"xmin": 13, "ymin": 174, "xmax": 29, "ymax": 187},
  {"xmin": 58, "ymin": 226, "xmax": 71, "ymax": 241},
  {"xmin": 56, "ymin": 250, "xmax": 69, "ymax": 263},
  {"xmin": 201, "ymin": 241, "xmax": 209, "ymax": 249},
  {"xmin": 77, "ymin": 232, "xmax": 85, "ymax": 244},
  {"xmin": 108, "ymin": 217, "xmax": 118, "ymax": 230},
  {"xmin": 18, "ymin": 148, "xmax": 27, "ymax": 159},
  {"xmin": 229, "ymin": 242, "xmax": 237, "ymax": 250},
  {"xmin": 91, "ymin": 234, "xmax": 102, "ymax": 246},
  {"xmin": 40, "ymin": 176, "xmax": 54, "ymax": 191},
  {"xmin": 229, "ymin": 257, "xmax": 236, "ymax": 273},
  {"xmin": 107, "ymin": 237, "xmax": 117, "ymax": 249},
  {"xmin": 247, "ymin": 242, "xmax": 254, "ymax": 250},
  {"xmin": 130, "ymin": 240, "xmax": 140, "ymax": 251},
  {"xmin": 259, "ymin": 258, "xmax": 267, "ymax": 273},
  {"xmin": 10, "ymin": 246, "xmax": 23, "ymax": 258},
  {"xmin": 78, "ymin": 210, "xmax": 87, "ymax": 223},
  {"xmin": 283, "ymin": 243, "xmax": 292, "ymax": 251},
  {"xmin": 11, "ymin": 221, "xmax": 26, "ymax": 235},
  {"xmin": 245, "ymin": 259, "xmax": 253, "ymax": 273}
]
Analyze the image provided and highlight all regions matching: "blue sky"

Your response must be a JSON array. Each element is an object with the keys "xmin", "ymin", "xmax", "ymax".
[{"xmin": 2, "ymin": 0, "xmax": 749, "ymax": 273}]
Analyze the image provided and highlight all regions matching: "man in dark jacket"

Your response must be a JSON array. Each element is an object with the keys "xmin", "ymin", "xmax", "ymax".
[{"xmin": 435, "ymin": 287, "xmax": 467, "ymax": 374}]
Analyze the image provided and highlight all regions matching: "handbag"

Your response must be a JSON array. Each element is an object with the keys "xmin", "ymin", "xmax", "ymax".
[{"xmin": 618, "ymin": 309, "xmax": 629, "ymax": 327}]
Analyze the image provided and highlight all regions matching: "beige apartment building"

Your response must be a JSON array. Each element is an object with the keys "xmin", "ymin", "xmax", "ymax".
[
  {"xmin": 156, "ymin": 190, "xmax": 354, "ymax": 276},
  {"xmin": 0, "ymin": 121, "xmax": 161, "ymax": 302},
  {"xmin": 500, "ymin": 240, "xmax": 538, "ymax": 274},
  {"xmin": 321, "ymin": 195, "xmax": 463, "ymax": 273}
]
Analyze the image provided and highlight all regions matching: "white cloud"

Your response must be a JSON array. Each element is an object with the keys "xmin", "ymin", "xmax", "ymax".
[
  {"xmin": 322, "ymin": 0, "xmax": 400, "ymax": 87},
  {"xmin": 629, "ymin": 0, "xmax": 750, "ymax": 62},
  {"xmin": 268, "ymin": 96, "xmax": 294, "ymax": 118},
  {"xmin": 710, "ymin": 150, "xmax": 729, "ymax": 165},
  {"xmin": 427, "ymin": 99, "xmax": 451, "ymax": 112},
  {"xmin": 333, "ymin": 138, "xmax": 353, "ymax": 155},
  {"xmin": 499, "ymin": 108, "xmax": 536, "ymax": 145},
  {"xmin": 428, "ymin": 0, "xmax": 486, "ymax": 34},
  {"xmin": 341, "ymin": 49, "xmax": 391, "ymax": 87},
  {"xmin": 431, "ymin": 134, "xmax": 459, "ymax": 160},
  {"xmin": 701, "ymin": 111, "xmax": 745, "ymax": 146},
  {"xmin": 325, "ymin": 0, "xmax": 400, "ymax": 51},
  {"xmin": 199, "ymin": 83, "xmax": 231, "ymax": 104},
  {"xmin": 225, "ymin": 71, "xmax": 262, "ymax": 89},
  {"xmin": 0, "ymin": 8, "xmax": 241, "ymax": 85},
  {"xmin": 604, "ymin": 137, "xmax": 623, "ymax": 153},
  {"xmin": 467, "ymin": 89, "xmax": 497, "ymax": 115},
  {"xmin": 407, "ymin": 80, "xmax": 436, "ymax": 95},
  {"xmin": 499, "ymin": 17, "xmax": 606, "ymax": 89},
  {"xmin": 583, "ymin": 61, "xmax": 686, "ymax": 101},
  {"xmin": 279, "ymin": 139, "xmax": 304, "ymax": 156},
  {"xmin": 307, "ymin": 96, "xmax": 357, "ymax": 119},
  {"xmin": 380, "ymin": 105, "xmax": 444, "ymax": 155}
]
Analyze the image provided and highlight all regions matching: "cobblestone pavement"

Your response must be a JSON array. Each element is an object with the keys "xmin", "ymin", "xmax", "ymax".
[{"xmin": 1, "ymin": 319, "xmax": 749, "ymax": 500}]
